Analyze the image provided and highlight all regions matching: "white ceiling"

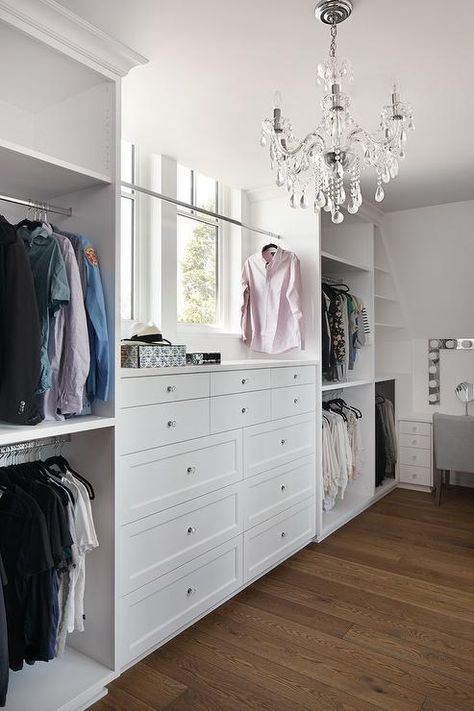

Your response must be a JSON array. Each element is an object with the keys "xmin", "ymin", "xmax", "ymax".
[{"xmin": 57, "ymin": 0, "xmax": 474, "ymax": 212}]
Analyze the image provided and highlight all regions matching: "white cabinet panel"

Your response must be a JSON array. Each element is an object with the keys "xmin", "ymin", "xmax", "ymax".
[
  {"xmin": 120, "ymin": 485, "xmax": 242, "ymax": 594},
  {"xmin": 120, "ymin": 398, "xmax": 210, "ymax": 454},
  {"xmin": 399, "ymin": 465, "xmax": 432, "ymax": 486},
  {"xmin": 210, "ymin": 369, "xmax": 271, "ymax": 396},
  {"xmin": 399, "ymin": 433, "xmax": 431, "ymax": 450},
  {"xmin": 210, "ymin": 390, "xmax": 271, "ymax": 433},
  {"xmin": 271, "ymin": 384, "xmax": 315, "ymax": 421},
  {"xmin": 120, "ymin": 537, "xmax": 242, "ymax": 666},
  {"xmin": 399, "ymin": 446, "xmax": 431, "ymax": 468},
  {"xmin": 243, "ymin": 500, "xmax": 314, "ymax": 583},
  {"xmin": 271, "ymin": 365, "xmax": 315, "ymax": 388},
  {"xmin": 121, "ymin": 373, "xmax": 209, "ymax": 408},
  {"xmin": 243, "ymin": 457, "xmax": 314, "ymax": 529},
  {"xmin": 120, "ymin": 431, "xmax": 242, "ymax": 523},
  {"xmin": 244, "ymin": 414, "xmax": 315, "ymax": 479},
  {"xmin": 399, "ymin": 421, "xmax": 431, "ymax": 436}
]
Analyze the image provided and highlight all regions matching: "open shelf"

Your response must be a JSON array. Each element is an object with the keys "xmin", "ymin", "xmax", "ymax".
[
  {"xmin": 0, "ymin": 415, "xmax": 116, "ymax": 446},
  {"xmin": 321, "ymin": 251, "xmax": 371, "ymax": 274},
  {"xmin": 375, "ymin": 294, "xmax": 398, "ymax": 302},
  {"xmin": 375, "ymin": 322, "xmax": 404, "ymax": 329},
  {"xmin": 0, "ymin": 138, "xmax": 112, "ymax": 201},
  {"xmin": 6, "ymin": 647, "xmax": 114, "ymax": 711},
  {"xmin": 374, "ymin": 265, "xmax": 390, "ymax": 274},
  {"xmin": 322, "ymin": 378, "xmax": 373, "ymax": 392},
  {"xmin": 322, "ymin": 484, "xmax": 373, "ymax": 538}
]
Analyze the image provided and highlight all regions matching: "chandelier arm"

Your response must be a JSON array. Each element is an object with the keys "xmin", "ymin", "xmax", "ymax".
[
  {"xmin": 274, "ymin": 132, "xmax": 326, "ymax": 158},
  {"xmin": 347, "ymin": 123, "xmax": 402, "ymax": 152}
]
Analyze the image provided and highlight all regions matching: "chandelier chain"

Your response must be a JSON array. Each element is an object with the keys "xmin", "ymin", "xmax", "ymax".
[{"xmin": 329, "ymin": 20, "xmax": 337, "ymax": 58}]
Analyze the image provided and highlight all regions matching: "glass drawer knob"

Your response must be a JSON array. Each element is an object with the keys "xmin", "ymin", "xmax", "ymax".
[
  {"xmin": 293, "ymin": 398, "xmax": 299, "ymax": 404},
  {"xmin": 241, "ymin": 378, "xmax": 248, "ymax": 385},
  {"xmin": 187, "ymin": 466, "xmax": 196, "ymax": 474},
  {"xmin": 186, "ymin": 586, "xmax": 196, "ymax": 597},
  {"xmin": 167, "ymin": 420, "xmax": 177, "ymax": 428},
  {"xmin": 412, "ymin": 439, "xmax": 417, "ymax": 445},
  {"xmin": 281, "ymin": 531, "xmax": 287, "ymax": 538},
  {"xmin": 167, "ymin": 385, "xmax": 177, "ymax": 392},
  {"xmin": 280, "ymin": 439, "xmax": 287, "ymax": 446},
  {"xmin": 293, "ymin": 373, "xmax": 298, "ymax": 380},
  {"xmin": 187, "ymin": 526, "xmax": 196, "ymax": 535},
  {"xmin": 242, "ymin": 407, "xmax": 249, "ymax": 414},
  {"xmin": 281, "ymin": 484, "xmax": 287, "ymax": 492}
]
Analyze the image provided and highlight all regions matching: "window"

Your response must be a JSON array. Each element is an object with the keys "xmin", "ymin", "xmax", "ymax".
[
  {"xmin": 121, "ymin": 141, "xmax": 136, "ymax": 320},
  {"xmin": 177, "ymin": 165, "xmax": 219, "ymax": 326}
]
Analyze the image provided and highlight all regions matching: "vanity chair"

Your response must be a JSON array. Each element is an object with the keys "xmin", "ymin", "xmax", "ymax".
[{"xmin": 433, "ymin": 412, "xmax": 474, "ymax": 505}]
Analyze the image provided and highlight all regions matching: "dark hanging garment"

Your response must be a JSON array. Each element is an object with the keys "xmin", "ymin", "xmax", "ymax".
[
  {"xmin": 0, "ymin": 217, "xmax": 42, "ymax": 425},
  {"xmin": 375, "ymin": 404, "xmax": 387, "ymax": 486},
  {"xmin": 0, "ymin": 553, "xmax": 8, "ymax": 708}
]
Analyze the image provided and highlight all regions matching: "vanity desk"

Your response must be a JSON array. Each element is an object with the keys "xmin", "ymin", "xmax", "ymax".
[{"xmin": 398, "ymin": 413, "xmax": 433, "ymax": 490}]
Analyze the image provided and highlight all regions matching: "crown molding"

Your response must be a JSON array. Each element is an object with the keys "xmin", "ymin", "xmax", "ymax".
[{"xmin": 0, "ymin": 0, "xmax": 148, "ymax": 79}]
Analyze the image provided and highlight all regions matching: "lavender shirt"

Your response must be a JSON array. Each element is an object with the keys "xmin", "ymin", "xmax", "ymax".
[
  {"xmin": 241, "ymin": 246, "xmax": 304, "ymax": 354},
  {"xmin": 43, "ymin": 233, "xmax": 90, "ymax": 420}
]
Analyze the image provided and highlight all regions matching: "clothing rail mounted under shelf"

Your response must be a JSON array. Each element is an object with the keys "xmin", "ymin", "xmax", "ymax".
[
  {"xmin": 121, "ymin": 181, "xmax": 282, "ymax": 241},
  {"xmin": 0, "ymin": 434, "xmax": 71, "ymax": 458},
  {"xmin": 0, "ymin": 192, "xmax": 72, "ymax": 217}
]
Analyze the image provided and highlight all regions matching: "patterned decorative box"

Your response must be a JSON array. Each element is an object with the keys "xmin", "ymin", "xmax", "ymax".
[
  {"xmin": 121, "ymin": 342, "xmax": 187, "ymax": 368},
  {"xmin": 186, "ymin": 352, "xmax": 221, "ymax": 365}
]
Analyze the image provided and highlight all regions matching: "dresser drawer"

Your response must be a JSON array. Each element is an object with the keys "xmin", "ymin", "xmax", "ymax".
[
  {"xmin": 243, "ymin": 457, "xmax": 314, "ymax": 529},
  {"xmin": 244, "ymin": 414, "xmax": 315, "ymax": 479},
  {"xmin": 399, "ymin": 421, "xmax": 431, "ymax": 436},
  {"xmin": 271, "ymin": 384, "xmax": 315, "ymax": 420},
  {"xmin": 210, "ymin": 369, "xmax": 271, "ymax": 396},
  {"xmin": 399, "ymin": 446, "xmax": 431, "ymax": 468},
  {"xmin": 399, "ymin": 465, "xmax": 432, "ymax": 486},
  {"xmin": 119, "ymin": 431, "xmax": 242, "ymax": 524},
  {"xmin": 243, "ymin": 500, "xmax": 314, "ymax": 583},
  {"xmin": 120, "ymin": 399, "xmax": 210, "ymax": 454},
  {"xmin": 210, "ymin": 390, "xmax": 271, "ymax": 433},
  {"xmin": 120, "ymin": 485, "xmax": 242, "ymax": 594},
  {"xmin": 120, "ymin": 537, "xmax": 242, "ymax": 666},
  {"xmin": 121, "ymin": 373, "xmax": 209, "ymax": 408},
  {"xmin": 271, "ymin": 365, "xmax": 315, "ymax": 388},
  {"xmin": 399, "ymin": 433, "xmax": 431, "ymax": 450}
]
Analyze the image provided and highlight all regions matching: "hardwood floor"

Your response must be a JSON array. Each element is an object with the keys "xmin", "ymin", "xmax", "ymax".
[{"xmin": 93, "ymin": 487, "xmax": 474, "ymax": 710}]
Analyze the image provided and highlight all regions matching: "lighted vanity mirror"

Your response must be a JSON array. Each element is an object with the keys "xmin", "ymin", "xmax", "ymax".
[{"xmin": 455, "ymin": 382, "xmax": 474, "ymax": 415}]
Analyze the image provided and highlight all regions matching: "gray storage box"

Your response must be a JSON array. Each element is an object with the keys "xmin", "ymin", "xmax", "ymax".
[{"xmin": 121, "ymin": 342, "xmax": 187, "ymax": 368}]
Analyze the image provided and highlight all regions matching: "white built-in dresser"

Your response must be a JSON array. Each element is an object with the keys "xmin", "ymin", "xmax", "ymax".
[{"xmin": 119, "ymin": 360, "xmax": 317, "ymax": 667}]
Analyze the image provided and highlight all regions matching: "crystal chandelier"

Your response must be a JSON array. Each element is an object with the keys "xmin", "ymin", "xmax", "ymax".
[{"xmin": 259, "ymin": 0, "xmax": 414, "ymax": 223}]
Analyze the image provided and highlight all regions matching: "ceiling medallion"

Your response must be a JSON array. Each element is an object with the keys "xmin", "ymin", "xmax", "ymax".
[{"xmin": 259, "ymin": 0, "xmax": 414, "ymax": 223}]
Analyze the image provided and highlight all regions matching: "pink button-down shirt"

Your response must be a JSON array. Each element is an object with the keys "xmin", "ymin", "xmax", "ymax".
[{"xmin": 241, "ymin": 246, "xmax": 304, "ymax": 354}]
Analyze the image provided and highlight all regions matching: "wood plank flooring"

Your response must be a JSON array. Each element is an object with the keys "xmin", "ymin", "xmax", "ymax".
[{"xmin": 93, "ymin": 487, "xmax": 474, "ymax": 710}]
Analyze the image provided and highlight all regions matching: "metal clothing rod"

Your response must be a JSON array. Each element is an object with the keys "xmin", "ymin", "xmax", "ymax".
[
  {"xmin": 121, "ymin": 181, "xmax": 282, "ymax": 241},
  {"xmin": 0, "ymin": 435, "xmax": 71, "ymax": 458},
  {"xmin": 0, "ymin": 193, "xmax": 72, "ymax": 217}
]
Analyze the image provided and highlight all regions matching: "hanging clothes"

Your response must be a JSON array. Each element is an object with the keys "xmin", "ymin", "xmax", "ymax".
[
  {"xmin": 0, "ymin": 455, "xmax": 97, "ymax": 687},
  {"xmin": 321, "ymin": 282, "xmax": 368, "ymax": 382},
  {"xmin": 0, "ymin": 217, "xmax": 42, "ymax": 425},
  {"xmin": 241, "ymin": 245, "xmax": 304, "ymax": 354},
  {"xmin": 42, "ymin": 233, "xmax": 90, "ymax": 420},
  {"xmin": 57, "ymin": 231, "xmax": 110, "ymax": 404},
  {"xmin": 322, "ymin": 399, "xmax": 363, "ymax": 511},
  {"xmin": 0, "ymin": 553, "xmax": 8, "ymax": 708},
  {"xmin": 375, "ymin": 395, "xmax": 397, "ymax": 486}
]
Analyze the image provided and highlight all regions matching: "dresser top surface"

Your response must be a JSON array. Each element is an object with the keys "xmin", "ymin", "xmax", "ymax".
[{"xmin": 121, "ymin": 359, "xmax": 318, "ymax": 378}]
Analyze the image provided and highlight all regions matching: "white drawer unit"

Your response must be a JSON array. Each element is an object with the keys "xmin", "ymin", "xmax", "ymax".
[
  {"xmin": 120, "ymin": 398, "xmax": 210, "ymax": 454},
  {"xmin": 399, "ymin": 465, "xmax": 432, "ymax": 487},
  {"xmin": 271, "ymin": 365, "xmax": 315, "ymax": 388},
  {"xmin": 243, "ymin": 457, "xmax": 314, "ymax": 529},
  {"xmin": 210, "ymin": 368, "xmax": 271, "ymax": 396},
  {"xmin": 120, "ymin": 431, "xmax": 242, "ymax": 524},
  {"xmin": 121, "ymin": 372, "xmax": 209, "ymax": 408},
  {"xmin": 120, "ymin": 537, "xmax": 242, "ymax": 666},
  {"xmin": 244, "ymin": 413, "xmax": 316, "ymax": 479},
  {"xmin": 120, "ymin": 485, "xmax": 242, "ymax": 594},
  {"xmin": 399, "ymin": 445, "xmax": 431, "ymax": 469},
  {"xmin": 399, "ymin": 433, "xmax": 431, "ymax": 450},
  {"xmin": 399, "ymin": 420, "xmax": 431, "ymax": 437},
  {"xmin": 210, "ymin": 389, "xmax": 271, "ymax": 433},
  {"xmin": 243, "ymin": 499, "xmax": 315, "ymax": 583},
  {"xmin": 271, "ymin": 383, "xmax": 315, "ymax": 420}
]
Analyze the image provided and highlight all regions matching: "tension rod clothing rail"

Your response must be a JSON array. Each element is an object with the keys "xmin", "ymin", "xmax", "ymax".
[
  {"xmin": 121, "ymin": 181, "xmax": 282, "ymax": 241},
  {"xmin": 0, "ymin": 435, "xmax": 71, "ymax": 459},
  {"xmin": 0, "ymin": 192, "xmax": 72, "ymax": 217}
]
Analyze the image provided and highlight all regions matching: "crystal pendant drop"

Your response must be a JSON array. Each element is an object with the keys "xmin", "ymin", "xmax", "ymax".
[
  {"xmin": 335, "ymin": 161, "xmax": 344, "ymax": 179},
  {"xmin": 399, "ymin": 148, "xmax": 406, "ymax": 160},
  {"xmin": 259, "ymin": 134, "xmax": 267, "ymax": 147},
  {"xmin": 323, "ymin": 197, "xmax": 332, "ymax": 212},
  {"xmin": 401, "ymin": 128, "xmax": 408, "ymax": 143},
  {"xmin": 300, "ymin": 192, "xmax": 308, "ymax": 209},
  {"xmin": 286, "ymin": 178, "xmax": 293, "ymax": 193},
  {"xmin": 408, "ymin": 118, "xmax": 415, "ymax": 131},
  {"xmin": 276, "ymin": 169, "xmax": 285, "ymax": 187},
  {"xmin": 315, "ymin": 190, "xmax": 326, "ymax": 209},
  {"xmin": 289, "ymin": 193, "xmax": 297, "ymax": 209},
  {"xmin": 375, "ymin": 184, "xmax": 385, "ymax": 202},
  {"xmin": 382, "ymin": 167, "xmax": 390, "ymax": 184},
  {"xmin": 332, "ymin": 210, "xmax": 344, "ymax": 224},
  {"xmin": 339, "ymin": 186, "xmax": 346, "ymax": 204},
  {"xmin": 389, "ymin": 159, "xmax": 399, "ymax": 179},
  {"xmin": 347, "ymin": 200, "xmax": 359, "ymax": 214}
]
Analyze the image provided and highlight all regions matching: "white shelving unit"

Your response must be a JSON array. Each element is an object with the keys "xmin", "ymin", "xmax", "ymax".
[{"xmin": 0, "ymin": 3, "xmax": 145, "ymax": 710}]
